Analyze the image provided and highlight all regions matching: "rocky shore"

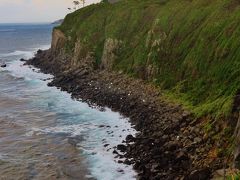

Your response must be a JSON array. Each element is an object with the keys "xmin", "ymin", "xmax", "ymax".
[{"xmin": 26, "ymin": 50, "xmax": 225, "ymax": 180}]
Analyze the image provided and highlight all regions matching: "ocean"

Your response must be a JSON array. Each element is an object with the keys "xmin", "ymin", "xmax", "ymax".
[{"xmin": 0, "ymin": 23, "xmax": 136, "ymax": 179}]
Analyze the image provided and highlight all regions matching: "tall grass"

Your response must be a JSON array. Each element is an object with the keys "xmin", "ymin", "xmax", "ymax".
[{"xmin": 57, "ymin": 0, "xmax": 240, "ymax": 118}]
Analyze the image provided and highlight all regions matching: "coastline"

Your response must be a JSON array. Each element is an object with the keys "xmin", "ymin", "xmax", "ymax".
[{"xmin": 25, "ymin": 50, "xmax": 224, "ymax": 179}]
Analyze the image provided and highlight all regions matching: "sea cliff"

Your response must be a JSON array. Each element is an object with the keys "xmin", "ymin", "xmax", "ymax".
[{"xmin": 27, "ymin": 0, "xmax": 240, "ymax": 179}]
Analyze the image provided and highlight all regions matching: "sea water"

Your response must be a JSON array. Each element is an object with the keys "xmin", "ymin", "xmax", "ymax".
[{"xmin": 0, "ymin": 23, "xmax": 136, "ymax": 179}]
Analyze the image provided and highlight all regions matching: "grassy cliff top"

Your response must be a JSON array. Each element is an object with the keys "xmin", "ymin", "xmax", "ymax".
[{"xmin": 57, "ymin": 0, "xmax": 240, "ymax": 118}]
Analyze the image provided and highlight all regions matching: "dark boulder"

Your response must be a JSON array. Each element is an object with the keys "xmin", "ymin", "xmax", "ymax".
[
  {"xmin": 126, "ymin": 134, "xmax": 135, "ymax": 142},
  {"xmin": 117, "ymin": 144, "xmax": 127, "ymax": 152},
  {"xmin": 0, "ymin": 64, "xmax": 6, "ymax": 68},
  {"xmin": 20, "ymin": 58, "xmax": 27, "ymax": 62},
  {"xmin": 37, "ymin": 49, "xmax": 43, "ymax": 54}
]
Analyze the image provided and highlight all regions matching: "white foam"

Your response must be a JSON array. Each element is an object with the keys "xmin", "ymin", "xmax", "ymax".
[
  {"xmin": 3, "ymin": 44, "xmax": 52, "ymax": 81},
  {"xmin": 24, "ymin": 100, "xmax": 138, "ymax": 180},
  {"xmin": 0, "ymin": 50, "xmax": 34, "ymax": 59},
  {"xmin": 27, "ymin": 124, "xmax": 94, "ymax": 137},
  {"xmin": 0, "ymin": 44, "xmax": 50, "ymax": 59},
  {"xmin": 6, "ymin": 60, "xmax": 52, "ymax": 80},
  {"xmin": 4, "ymin": 44, "xmax": 137, "ymax": 180}
]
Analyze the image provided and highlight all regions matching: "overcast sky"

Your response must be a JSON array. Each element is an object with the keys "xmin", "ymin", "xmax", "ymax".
[{"xmin": 0, "ymin": 0, "xmax": 100, "ymax": 23}]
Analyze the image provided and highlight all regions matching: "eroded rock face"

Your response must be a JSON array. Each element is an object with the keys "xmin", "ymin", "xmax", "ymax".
[
  {"xmin": 100, "ymin": 38, "xmax": 122, "ymax": 71},
  {"xmin": 50, "ymin": 30, "xmax": 95, "ymax": 73},
  {"xmin": 72, "ymin": 39, "xmax": 95, "ymax": 71},
  {"xmin": 51, "ymin": 29, "xmax": 67, "ymax": 55},
  {"xmin": 28, "ymin": 47, "xmax": 223, "ymax": 179}
]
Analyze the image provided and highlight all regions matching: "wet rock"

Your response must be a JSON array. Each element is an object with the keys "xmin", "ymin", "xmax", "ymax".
[
  {"xmin": 117, "ymin": 169, "xmax": 124, "ymax": 173},
  {"xmin": 37, "ymin": 49, "xmax": 43, "ymax": 54},
  {"xmin": 124, "ymin": 159, "xmax": 132, "ymax": 165},
  {"xmin": 1, "ymin": 63, "xmax": 6, "ymax": 68},
  {"xmin": 126, "ymin": 134, "xmax": 135, "ymax": 142},
  {"xmin": 20, "ymin": 58, "xmax": 27, "ymax": 62},
  {"xmin": 117, "ymin": 144, "xmax": 127, "ymax": 152},
  {"xmin": 113, "ymin": 150, "xmax": 119, "ymax": 154},
  {"xmin": 27, "ymin": 49, "xmax": 215, "ymax": 179}
]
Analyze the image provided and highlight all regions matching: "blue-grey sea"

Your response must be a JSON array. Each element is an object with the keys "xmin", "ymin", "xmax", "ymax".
[{"xmin": 0, "ymin": 23, "xmax": 136, "ymax": 180}]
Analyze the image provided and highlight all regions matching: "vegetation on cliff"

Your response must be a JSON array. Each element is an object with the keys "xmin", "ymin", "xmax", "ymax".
[{"xmin": 57, "ymin": 0, "xmax": 240, "ymax": 119}]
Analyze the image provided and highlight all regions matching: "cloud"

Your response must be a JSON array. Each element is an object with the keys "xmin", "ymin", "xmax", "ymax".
[
  {"xmin": 0, "ymin": 0, "xmax": 30, "ymax": 6},
  {"xmin": 0, "ymin": 0, "xmax": 100, "ymax": 23}
]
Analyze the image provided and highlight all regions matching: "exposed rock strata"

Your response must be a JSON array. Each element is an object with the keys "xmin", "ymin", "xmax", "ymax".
[
  {"xmin": 100, "ymin": 38, "xmax": 122, "ymax": 70},
  {"xmin": 24, "ymin": 29, "xmax": 230, "ymax": 179}
]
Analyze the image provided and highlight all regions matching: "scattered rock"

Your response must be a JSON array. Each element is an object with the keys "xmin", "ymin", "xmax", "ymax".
[
  {"xmin": 126, "ymin": 134, "xmax": 135, "ymax": 142},
  {"xmin": 117, "ymin": 144, "xmax": 127, "ymax": 152},
  {"xmin": 176, "ymin": 151, "xmax": 189, "ymax": 162},
  {"xmin": 37, "ymin": 49, "xmax": 43, "ymax": 54},
  {"xmin": 124, "ymin": 159, "xmax": 132, "ymax": 165},
  {"xmin": 187, "ymin": 168, "xmax": 211, "ymax": 180},
  {"xmin": 26, "ymin": 49, "xmax": 218, "ymax": 179},
  {"xmin": 1, "ymin": 63, "xmax": 6, "ymax": 68},
  {"xmin": 194, "ymin": 137, "xmax": 202, "ymax": 144},
  {"xmin": 165, "ymin": 141, "xmax": 179, "ymax": 151},
  {"xmin": 113, "ymin": 150, "xmax": 119, "ymax": 154},
  {"xmin": 117, "ymin": 169, "xmax": 124, "ymax": 173},
  {"xmin": 20, "ymin": 58, "xmax": 27, "ymax": 62}
]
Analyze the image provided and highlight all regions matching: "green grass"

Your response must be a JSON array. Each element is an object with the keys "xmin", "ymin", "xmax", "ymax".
[
  {"xmin": 57, "ymin": 0, "xmax": 240, "ymax": 118},
  {"xmin": 227, "ymin": 173, "xmax": 240, "ymax": 180}
]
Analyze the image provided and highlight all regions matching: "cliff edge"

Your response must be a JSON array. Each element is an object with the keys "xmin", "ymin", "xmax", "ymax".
[{"xmin": 28, "ymin": 0, "xmax": 240, "ymax": 178}]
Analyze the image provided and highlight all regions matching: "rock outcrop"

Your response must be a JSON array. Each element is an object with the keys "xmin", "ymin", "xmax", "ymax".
[
  {"xmin": 100, "ymin": 38, "xmax": 122, "ymax": 70},
  {"xmin": 51, "ymin": 29, "xmax": 66, "ymax": 55},
  {"xmin": 26, "ymin": 0, "xmax": 240, "ymax": 178}
]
